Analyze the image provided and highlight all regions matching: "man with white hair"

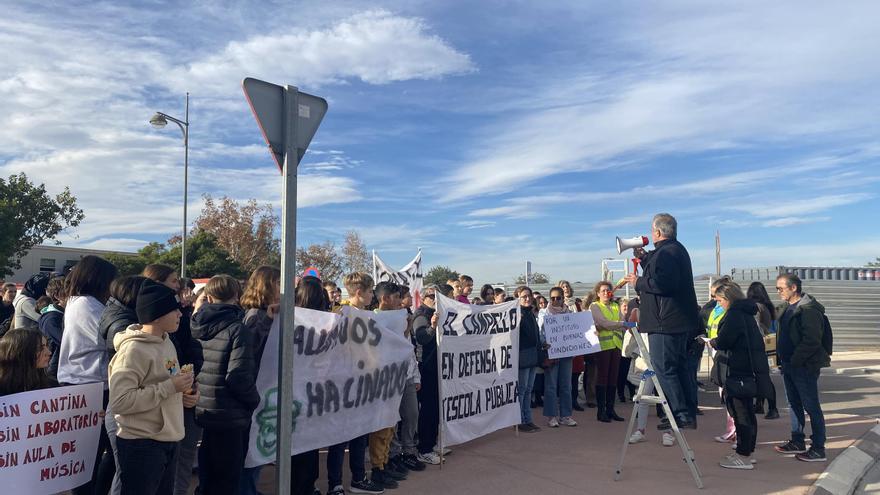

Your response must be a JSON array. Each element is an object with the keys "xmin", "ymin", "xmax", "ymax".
[{"xmin": 624, "ymin": 213, "xmax": 700, "ymax": 430}]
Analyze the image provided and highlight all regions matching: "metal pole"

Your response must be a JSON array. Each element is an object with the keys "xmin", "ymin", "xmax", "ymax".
[
  {"xmin": 275, "ymin": 86, "xmax": 299, "ymax": 495},
  {"xmin": 181, "ymin": 92, "xmax": 189, "ymax": 279}
]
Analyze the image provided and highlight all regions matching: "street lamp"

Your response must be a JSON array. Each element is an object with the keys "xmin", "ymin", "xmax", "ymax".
[{"xmin": 149, "ymin": 93, "xmax": 190, "ymax": 279}]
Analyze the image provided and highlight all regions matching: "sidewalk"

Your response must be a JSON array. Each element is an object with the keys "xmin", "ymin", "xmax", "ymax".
[{"xmin": 255, "ymin": 351, "xmax": 880, "ymax": 494}]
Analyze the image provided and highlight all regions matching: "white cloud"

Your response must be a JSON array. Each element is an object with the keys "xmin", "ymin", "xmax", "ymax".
[
  {"xmin": 731, "ymin": 193, "xmax": 872, "ymax": 219},
  {"xmin": 167, "ymin": 10, "xmax": 475, "ymax": 96}
]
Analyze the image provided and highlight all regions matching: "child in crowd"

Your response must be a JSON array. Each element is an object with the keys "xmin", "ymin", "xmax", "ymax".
[
  {"xmin": 38, "ymin": 275, "xmax": 66, "ymax": 380},
  {"xmin": 191, "ymin": 275, "xmax": 259, "ymax": 495},
  {"xmin": 108, "ymin": 279, "xmax": 198, "ymax": 495}
]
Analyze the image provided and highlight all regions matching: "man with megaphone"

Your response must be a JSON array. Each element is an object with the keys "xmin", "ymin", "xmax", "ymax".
[{"xmin": 623, "ymin": 213, "xmax": 701, "ymax": 432}]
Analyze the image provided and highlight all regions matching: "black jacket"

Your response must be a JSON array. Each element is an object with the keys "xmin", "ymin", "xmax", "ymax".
[
  {"xmin": 711, "ymin": 299, "xmax": 769, "ymax": 380},
  {"xmin": 191, "ymin": 303, "xmax": 260, "ymax": 429},
  {"xmin": 414, "ymin": 305, "xmax": 437, "ymax": 373},
  {"xmin": 38, "ymin": 306, "xmax": 64, "ymax": 379},
  {"xmin": 518, "ymin": 309, "xmax": 541, "ymax": 369},
  {"xmin": 99, "ymin": 298, "xmax": 138, "ymax": 359},
  {"xmin": 170, "ymin": 306, "xmax": 203, "ymax": 375},
  {"xmin": 635, "ymin": 238, "xmax": 700, "ymax": 334},
  {"xmin": 776, "ymin": 294, "xmax": 830, "ymax": 371},
  {"xmin": 243, "ymin": 308, "xmax": 273, "ymax": 367}
]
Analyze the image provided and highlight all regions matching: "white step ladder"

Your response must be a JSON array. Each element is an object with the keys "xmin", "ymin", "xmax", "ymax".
[{"xmin": 614, "ymin": 327, "xmax": 704, "ymax": 489}]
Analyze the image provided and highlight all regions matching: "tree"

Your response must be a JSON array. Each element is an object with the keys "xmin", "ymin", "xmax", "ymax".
[
  {"xmin": 0, "ymin": 173, "xmax": 85, "ymax": 276},
  {"xmin": 190, "ymin": 194, "xmax": 280, "ymax": 273},
  {"xmin": 514, "ymin": 272, "xmax": 549, "ymax": 284},
  {"xmin": 868, "ymin": 258, "xmax": 880, "ymax": 267},
  {"xmin": 296, "ymin": 241, "xmax": 344, "ymax": 283},
  {"xmin": 341, "ymin": 230, "xmax": 370, "ymax": 275},
  {"xmin": 105, "ymin": 233, "xmax": 246, "ymax": 279},
  {"xmin": 425, "ymin": 265, "xmax": 459, "ymax": 287}
]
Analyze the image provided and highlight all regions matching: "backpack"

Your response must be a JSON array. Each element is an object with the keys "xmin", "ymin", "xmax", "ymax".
[{"xmin": 821, "ymin": 314, "xmax": 833, "ymax": 356}]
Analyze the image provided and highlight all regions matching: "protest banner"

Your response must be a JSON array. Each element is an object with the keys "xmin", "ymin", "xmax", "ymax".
[
  {"xmin": 0, "ymin": 382, "xmax": 103, "ymax": 494},
  {"xmin": 436, "ymin": 294, "xmax": 520, "ymax": 446},
  {"xmin": 245, "ymin": 306, "xmax": 414, "ymax": 466},
  {"xmin": 541, "ymin": 311, "xmax": 601, "ymax": 359},
  {"xmin": 373, "ymin": 250, "xmax": 424, "ymax": 307}
]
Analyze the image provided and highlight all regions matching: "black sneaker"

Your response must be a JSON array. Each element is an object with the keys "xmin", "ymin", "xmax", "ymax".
[
  {"xmin": 765, "ymin": 409, "xmax": 780, "ymax": 420},
  {"xmin": 400, "ymin": 453, "xmax": 426, "ymax": 471},
  {"xmin": 657, "ymin": 418, "xmax": 672, "ymax": 431},
  {"xmin": 328, "ymin": 486, "xmax": 345, "ymax": 495},
  {"xmin": 795, "ymin": 448, "xmax": 827, "ymax": 462},
  {"xmin": 350, "ymin": 477, "xmax": 385, "ymax": 494},
  {"xmin": 519, "ymin": 423, "xmax": 540, "ymax": 433},
  {"xmin": 678, "ymin": 418, "xmax": 697, "ymax": 430},
  {"xmin": 371, "ymin": 469, "xmax": 398, "ymax": 490},
  {"xmin": 774, "ymin": 440, "xmax": 807, "ymax": 456},
  {"xmin": 384, "ymin": 463, "xmax": 408, "ymax": 481}
]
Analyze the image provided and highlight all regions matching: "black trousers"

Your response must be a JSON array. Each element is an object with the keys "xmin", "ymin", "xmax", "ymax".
[
  {"xmin": 726, "ymin": 394, "xmax": 758, "ymax": 456},
  {"xmin": 291, "ymin": 450, "xmax": 320, "ymax": 495},
  {"xmin": 417, "ymin": 360, "xmax": 440, "ymax": 454},
  {"xmin": 117, "ymin": 438, "xmax": 178, "ymax": 495},
  {"xmin": 70, "ymin": 388, "xmax": 114, "ymax": 495},
  {"xmin": 198, "ymin": 426, "xmax": 249, "ymax": 495}
]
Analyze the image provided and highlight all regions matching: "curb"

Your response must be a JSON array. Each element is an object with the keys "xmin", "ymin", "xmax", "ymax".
[
  {"xmin": 808, "ymin": 422, "xmax": 880, "ymax": 495},
  {"xmin": 831, "ymin": 366, "xmax": 880, "ymax": 375}
]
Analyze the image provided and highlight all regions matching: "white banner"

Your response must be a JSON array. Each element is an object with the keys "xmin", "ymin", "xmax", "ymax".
[
  {"xmin": 245, "ymin": 306, "xmax": 414, "ymax": 466},
  {"xmin": 0, "ymin": 382, "xmax": 103, "ymax": 494},
  {"xmin": 436, "ymin": 294, "xmax": 520, "ymax": 446},
  {"xmin": 373, "ymin": 250, "xmax": 424, "ymax": 307},
  {"xmin": 541, "ymin": 311, "xmax": 601, "ymax": 359}
]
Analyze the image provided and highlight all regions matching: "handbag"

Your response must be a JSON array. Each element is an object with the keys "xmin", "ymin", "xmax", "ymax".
[{"xmin": 724, "ymin": 324, "xmax": 758, "ymax": 399}]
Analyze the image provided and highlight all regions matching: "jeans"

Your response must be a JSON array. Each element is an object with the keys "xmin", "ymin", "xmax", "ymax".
[
  {"xmin": 198, "ymin": 427, "xmax": 249, "ymax": 495},
  {"xmin": 390, "ymin": 382, "xmax": 419, "ymax": 457},
  {"xmin": 518, "ymin": 366, "xmax": 537, "ymax": 424},
  {"xmin": 726, "ymin": 394, "xmax": 758, "ymax": 456},
  {"xmin": 648, "ymin": 332, "xmax": 692, "ymax": 422},
  {"xmin": 174, "ymin": 408, "xmax": 202, "ymax": 495},
  {"xmin": 239, "ymin": 466, "xmax": 264, "ymax": 495},
  {"xmin": 782, "ymin": 364, "xmax": 826, "ymax": 451},
  {"xmin": 328, "ymin": 435, "xmax": 368, "ymax": 488},
  {"xmin": 105, "ymin": 409, "xmax": 122, "ymax": 495},
  {"xmin": 543, "ymin": 357, "xmax": 573, "ymax": 418},
  {"xmin": 686, "ymin": 345, "xmax": 702, "ymax": 417},
  {"xmin": 635, "ymin": 379, "xmax": 655, "ymax": 431},
  {"xmin": 117, "ymin": 438, "xmax": 178, "ymax": 495}
]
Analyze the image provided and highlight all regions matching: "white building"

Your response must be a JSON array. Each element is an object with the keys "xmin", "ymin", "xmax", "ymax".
[{"xmin": 5, "ymin": 245, "xmax": 135, "ymax": 283}]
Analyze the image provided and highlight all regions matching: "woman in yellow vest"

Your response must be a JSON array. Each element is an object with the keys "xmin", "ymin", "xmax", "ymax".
[{"xmin": 588, "ymin": 281, "xmax": 632, "ymax": 422}]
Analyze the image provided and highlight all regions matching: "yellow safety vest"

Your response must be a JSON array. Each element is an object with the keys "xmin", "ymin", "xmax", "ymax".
[
  {"xmin": 595, "ymin": 301, "xmax": 624, "ymax": 351},
  {"xmin": 707, "ymin": 307, "xmax": 726, "ymax": 339}
]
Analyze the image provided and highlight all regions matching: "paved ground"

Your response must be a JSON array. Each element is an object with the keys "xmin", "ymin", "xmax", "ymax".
[{"xmin": 255, "ymin": 351, "xmax": 880, "ymax": 495}]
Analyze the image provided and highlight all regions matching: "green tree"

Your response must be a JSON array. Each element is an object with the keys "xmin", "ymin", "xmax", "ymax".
[
  {"xmin": 868, "ymin": 258, "xmax": 880, "ymax": 267},
  {"xmin": 514, "ymin": 272, "xmax": 549, "ymax": 284},
  {"xmin": 190, "ymin": 194, "xmax": 280, "ymax": 272},
  {"xmin": 105, "ymin": 233, "xmax": 245, "ymax": 279},
  {"xmin": 424, "ymin": 265, "xmax": 460, "ymax": 287},
  {"xmin": 0, "ymin": 173, "xmax": 85, "ymax": 276}
]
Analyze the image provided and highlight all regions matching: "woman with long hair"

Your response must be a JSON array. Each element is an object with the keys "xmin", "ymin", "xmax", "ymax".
[
  {"xmin": 0, "ymin": 328, "xmax": 53, "ymax": 396},
  {"xmin": 539, "ymin": 286, "xmax": 577, "ymax": 428},
  {"xmin": 58, "ymin": 255, "xmax": 118, "ymax": 495},
  {"xmin": 588, "ymin": 281, "xmax": 629, "ymax": 422},
  {"xmin": 747, "ymin": 282, "xmax": 780, "ymax": 419}
]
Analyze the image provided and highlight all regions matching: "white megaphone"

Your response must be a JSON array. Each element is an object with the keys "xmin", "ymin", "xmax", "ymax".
[{"xmin": 616, "ymin": 235, "xmax": 649, "ymax": 254}]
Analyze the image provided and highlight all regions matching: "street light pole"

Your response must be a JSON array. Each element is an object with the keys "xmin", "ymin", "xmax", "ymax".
[{"xmin": 150, "ymin": 93, "xmax": 190, "ymax": 278}]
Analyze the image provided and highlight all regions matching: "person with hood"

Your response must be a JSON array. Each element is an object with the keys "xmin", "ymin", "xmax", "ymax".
[
  {"xmin": 108, "ymin": 279, "xmax": 198, "ymax": 494},
  {"xmin": 707, "ymin": 280, "xmax": 768, "ymax": 470},
  {"xmin": 38, "ymin": 275, "xmax": 66, "ymax": 379},
  {"xmin": 191, "ymin": 274, "xmax": 259, "ymax": 495},
  {"xmin": 773, "ymin": 274, "xmax": 830, "ymax": 463},
  {"xmin": 539, "ymin": 286, "xmax": 577, "ymax": 427},
  {"xmin": 515, "ymin": 285, "xmax": 542, "ymax": 432},
  {"xmin": 100, "ymin": 275, "xmax": 149, "ymax": 495},
  {"xmin": 13, "ymin": 272, "xmax": 51, "ymax": 330}
]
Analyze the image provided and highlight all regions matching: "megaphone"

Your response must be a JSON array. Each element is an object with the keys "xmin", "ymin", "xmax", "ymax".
[{"xmin": 616, "ymin": 236, "xmax": 649, "ymax": 254}]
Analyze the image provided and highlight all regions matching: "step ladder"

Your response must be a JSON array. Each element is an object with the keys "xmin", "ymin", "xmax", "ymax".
[{"xmin": 614, "ymin": 327, "xmax": 703, "ymax": 489}]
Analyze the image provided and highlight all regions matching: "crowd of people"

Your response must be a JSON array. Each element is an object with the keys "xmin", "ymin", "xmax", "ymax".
[{"xmin": 0, "ymin": 214, "xmax": 833, "ymax": 494}]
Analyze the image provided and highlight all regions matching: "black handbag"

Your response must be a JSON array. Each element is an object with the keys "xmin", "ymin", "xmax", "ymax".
[{"xmin": 725, "ymin": 325, "xmax": 758, "ymax": 399}]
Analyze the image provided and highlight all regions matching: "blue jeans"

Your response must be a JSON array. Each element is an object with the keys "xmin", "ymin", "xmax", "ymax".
[
  {"xmin": 518, "ymin": 367, "xmax": 537, "ymax": 424},
  {"xmin": 685, "ymin": 344, "xmax": 702, "ymax": 417},
  {"xmin": 782, "ymin": 364, "xmax": 826, "ymax": 451},
  {"xmin": 648, "ymin": 332, "xmax": 692, "ymax": 422},
  {"xmin": 327, "ymin": 434, "xmax": 368, "ymax": 488},
  {"xmin": 543, "ymin": 357, "xmax": 573, "ymax": 418}
]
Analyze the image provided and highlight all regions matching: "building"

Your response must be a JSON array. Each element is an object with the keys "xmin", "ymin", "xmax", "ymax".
[{"xmin": 4, "ymin": 245, "xmax": 135, "ymax": 283}]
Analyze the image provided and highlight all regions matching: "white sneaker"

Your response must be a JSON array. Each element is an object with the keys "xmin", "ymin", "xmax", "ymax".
[
  {"xmin": 749, "ymin": 457, "xmax": 757, "ymax": 465},
  {"xmin": 417, "ymin": 452, "xmax": 442, "ymax": 465},
  {"xmin": 662, "ymin": 432, "xmax": 675, "ymax": 446},
  {"xmin": 433, "ymin": 445, "xmax": 451, "ymax": 456},
  {"xmin": 560, "ymin": 416, "xmax": 578, "ymax": 427},
  {"xmin": 629, "ymin": 430, "xmax": 647, "ymax": 444},
  {"xmin": 720, "ymin": 453, "xmax": 754, "ymax": 470},
  {"xmin": 548, "ymin": 417, "xmax": 560, "ymax": 428}
]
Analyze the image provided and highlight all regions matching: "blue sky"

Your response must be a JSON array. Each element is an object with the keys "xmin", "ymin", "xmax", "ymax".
[{"xmin": 2, "ymin": 0, "xmax": 880, "ymax": 283}]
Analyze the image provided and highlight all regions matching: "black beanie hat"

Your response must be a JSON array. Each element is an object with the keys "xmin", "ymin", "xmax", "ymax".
[{"xmin": 136, "ymin": 279, "xmax": 180, "ymax": 324}]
